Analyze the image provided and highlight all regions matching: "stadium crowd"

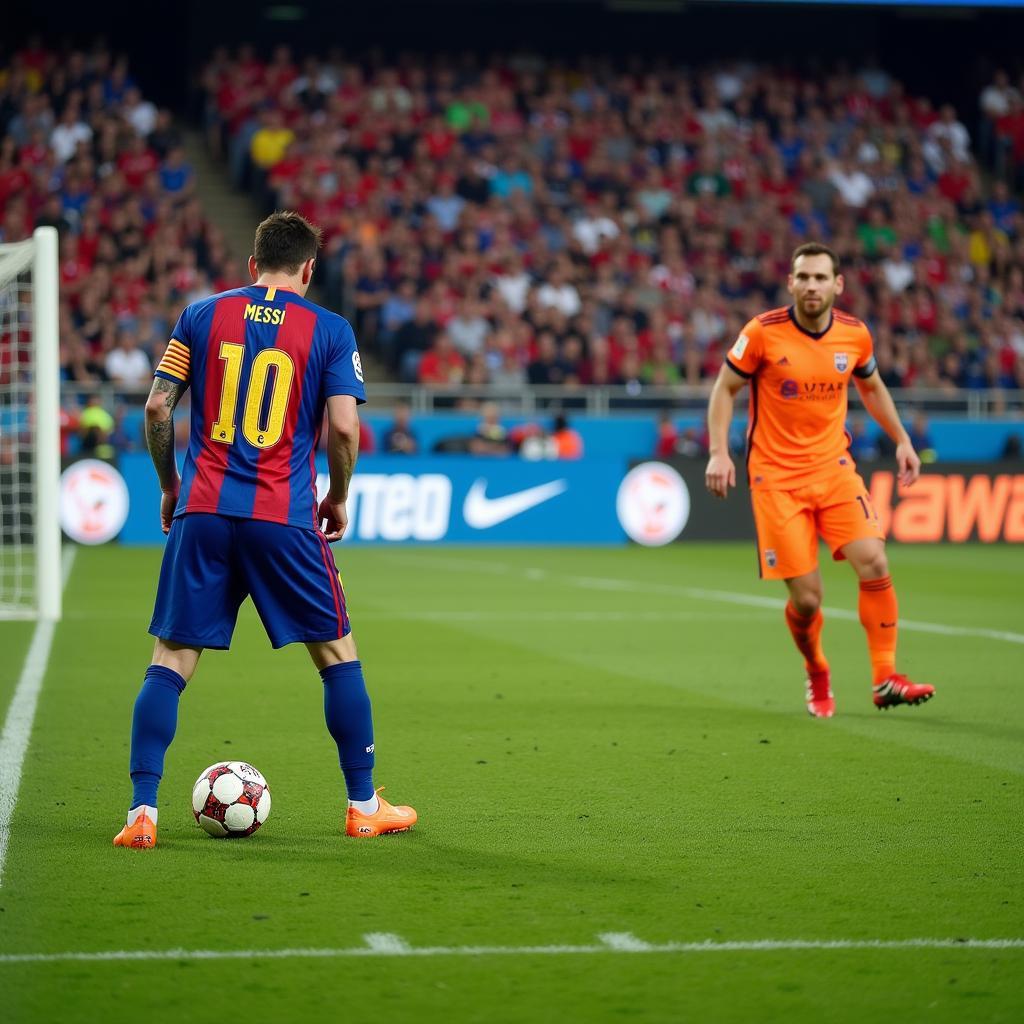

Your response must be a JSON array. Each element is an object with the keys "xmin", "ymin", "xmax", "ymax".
[
  {"xmin": 2, "ymin": 44, "xmax": 1024, "ymax": 461},
  {"xmin": 0, "ymin": 42, "xmax": 243, "ymax": 432},
  {"xmin": 200, "ymin": 48, "xmax": 1024, "ymax": 397}
]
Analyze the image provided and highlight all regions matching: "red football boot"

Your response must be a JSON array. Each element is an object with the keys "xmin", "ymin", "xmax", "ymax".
[
  {"xmin": 805, "ymin": 669, "xmax": 835, "ymax": 718},
  {"xmin": 873, "ymin": 674, "xmax": 935, "ymax": 710}
]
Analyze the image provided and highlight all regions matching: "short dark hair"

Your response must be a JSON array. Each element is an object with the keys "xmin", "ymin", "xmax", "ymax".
[
  {"xmin": 253, "ymin": 211, "xmax": 322, "ymax": 273},
  {"xmin": 791, "ymin": 242, "xmax": 839, "ymax": 275}
]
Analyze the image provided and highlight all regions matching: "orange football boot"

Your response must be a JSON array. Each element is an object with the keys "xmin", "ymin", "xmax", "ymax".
[
  {"xmin": 113, "ymin": 806, "xmax": 158, "ymax": 849},
  {"xmin": 346, "ymin": 788, "xmax": 417, "ymax": 837}
]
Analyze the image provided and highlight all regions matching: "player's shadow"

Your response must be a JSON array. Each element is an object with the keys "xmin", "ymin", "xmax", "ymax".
[
  {"xmin": 833, "ymin": 698, "xmax": 1022, "ymax": 734},
  {"xmin": 862, "ymin": 708, "xmax": 1024, "ymax": 747},
  {"xmin": 166, "ymin": 827, "xmax": 649, "ymax": 882},
  {"xmin": 170, "ymin": 824, "xmax": 685, "ymax": 895}
]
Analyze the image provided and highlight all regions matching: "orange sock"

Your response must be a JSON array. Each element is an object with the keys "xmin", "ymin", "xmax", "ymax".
[
  {"xmin": 784, "ymin": 602, "xmax": 829, "ymax": 675},
  {"xmin": 858, "ymin": 575, "xmax": 898, "ymax": 684}
]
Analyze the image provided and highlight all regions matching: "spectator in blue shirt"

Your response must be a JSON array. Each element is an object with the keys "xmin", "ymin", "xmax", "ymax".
[
  {"xmin": 426, "ymin": 175, "xmax": 467, "ymax": 234},
  {"xmin": 380, "ymin": 279, "xmax": 418, "ymax": 347},
  {"xmin": 909, "ymin": 412, "xmax": 937, "ymax": 462},
  {"xmin": 159, "ymin": 147, "xmax": 194, "ymax": 195},
  {"xmin": 988, "ymin": 181, "xmax": 1020, "ymax": 237},
  {"xmin": 789, "ymin": 194, "xmax": 829, "ymax": 240},
  {"xmin": 776, "ymin": 119, "xmax": 805, "ymax": 174},
  {"xmin": 848, "ymin": 419, "xmax": 880, "ymax": 462},
  {"xmin": 491, "ymin": 158, "xmax": 533, "ymax": 199},
  {"xmin": 103, "ymin": 59, "xmax": 135, "ymax": 105}
]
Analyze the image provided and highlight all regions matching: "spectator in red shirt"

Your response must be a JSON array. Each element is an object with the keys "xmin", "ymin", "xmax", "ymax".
[
  {"xmin": 418, "ymin": 333, "xmax": 466, "ymax": 387},
  {"xmin": 118, "ymin": 135, "xmax": 159, "ymax": 190}
]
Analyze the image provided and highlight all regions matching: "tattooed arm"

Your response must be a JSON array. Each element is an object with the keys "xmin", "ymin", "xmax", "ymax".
[{"xmin": 144, "ymin": 376, "xmax": 187, "ymax": 534}]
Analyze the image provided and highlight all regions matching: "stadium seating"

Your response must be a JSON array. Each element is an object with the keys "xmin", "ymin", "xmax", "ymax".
[
  {"xmin": 3, "ymin": 46, "xmax": 1024, "ymax": 459},
  {"xmin": 202, "ymin": 50, "xmax": 1024, "ymax": 395},
  {"xmin": 0, "ymin": 43, "xmax": 244, "ymax": 451}
]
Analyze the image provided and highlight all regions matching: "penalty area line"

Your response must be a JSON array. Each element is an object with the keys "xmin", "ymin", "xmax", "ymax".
[
  {"xmin": 0, "ymin": 546, "xmax": 77, "ymax": 888},
  {"xmin": 1, "ymin": 934, "xmax": 1023, "ymax": 964}
]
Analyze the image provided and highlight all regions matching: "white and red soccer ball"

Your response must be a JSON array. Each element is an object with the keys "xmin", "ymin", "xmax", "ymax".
[{"xmin": 191, "ymin": 761, "xmax": 271, "ymax": 838}]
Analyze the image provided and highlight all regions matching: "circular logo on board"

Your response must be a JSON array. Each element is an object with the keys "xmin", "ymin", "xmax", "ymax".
[
  {"xmin": 59, "ymin": 459, "xmax": 130, "ymax": 544},
  {"xmin": 616, "ymin": 462, "xmax": 690, "ymax": 547}
]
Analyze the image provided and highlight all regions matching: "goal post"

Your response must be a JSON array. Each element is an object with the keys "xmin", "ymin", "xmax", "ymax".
[
  {"xmin": 0, "ymin": 226, "xmax": 61, "ymax": 621},
  {"xmin": 34, "ymin": 227, "xmax": 61, "ymax": 621}
]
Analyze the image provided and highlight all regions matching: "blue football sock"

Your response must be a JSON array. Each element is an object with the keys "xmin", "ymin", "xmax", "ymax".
[
  {"xmin": 320, "ymin": 661, "xmax": 375, "ymax": 801},
  {"xmin": 129, "ymin": 665, "xmax": 186, "ymax": 810}
]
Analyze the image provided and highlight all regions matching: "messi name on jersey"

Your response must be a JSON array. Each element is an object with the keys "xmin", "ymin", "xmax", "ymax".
[{"xmin": 244, "ymin": 303, "xmax": 287, "ymax": 325}]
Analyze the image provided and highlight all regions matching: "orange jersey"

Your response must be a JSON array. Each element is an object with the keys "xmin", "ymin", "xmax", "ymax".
[{"xmin": 726, "ymin": 306, "xmax": 876, "ymax": 490}]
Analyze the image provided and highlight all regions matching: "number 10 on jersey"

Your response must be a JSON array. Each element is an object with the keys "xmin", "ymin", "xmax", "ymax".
[{"xmin": 211, "ymin": 342, "xmax": 295, "ymax": 449}]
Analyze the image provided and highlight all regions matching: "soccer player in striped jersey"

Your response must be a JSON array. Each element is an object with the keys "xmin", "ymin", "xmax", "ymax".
[
  {"xmin": 704, "ymin": 242, "xmax": 935, "ymax": 718},
  {"xmin": 114, "ymin": 212, "xmax": 416, "ymax": 848}
]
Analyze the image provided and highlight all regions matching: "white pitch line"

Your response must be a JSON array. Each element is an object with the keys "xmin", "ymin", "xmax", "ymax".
[
  {"xmin": 392, "ymin": 554, "xmax": 1024, "ymax": 646},
  {"xmin": 599, "ymin": 932, "xmax": 654, "ymax": 952},
  {"xmin": 561, "ymin": 575, "xmax": 1024, "ymax": 645},
  {"xmin": 0, "ymin": 546, "xmax": 76, "ymax": 888},
  {"xmin": 1, "ymin": 935, "xmax": 1022, "ymax": 965},
  {"xmin": 363, "ymin": 933, "xmax": 412, "ymax": 954}
]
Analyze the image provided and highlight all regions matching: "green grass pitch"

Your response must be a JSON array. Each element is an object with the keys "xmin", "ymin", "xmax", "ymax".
[{"xmin": 1, "ymin": 542, "xmax": 1022, "ymax": 1023}]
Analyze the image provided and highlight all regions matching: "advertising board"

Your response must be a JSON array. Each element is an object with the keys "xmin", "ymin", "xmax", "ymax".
[
  {"xmin": 635, "ymin": 460, "xmax": 1024, "ymax": 546},
  {"xmin": 63, "ymin": 454, "xmax": 1024, "ymax": 546},
  {"xmin": 113, "ymin": 454, "xmax": 629, "ymax": 546}
]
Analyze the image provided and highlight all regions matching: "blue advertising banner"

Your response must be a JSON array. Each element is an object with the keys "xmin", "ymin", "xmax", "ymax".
[
  {"xmin": 106, "ymin": 453, "xmax": 1024, "ymax": 548},
  {"xmin": 116, "ymin": 454, "xmax": 630, "ymax": 546}
]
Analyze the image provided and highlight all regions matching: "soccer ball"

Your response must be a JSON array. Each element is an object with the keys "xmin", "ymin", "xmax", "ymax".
[{"xmin": 191, "ymin": 761, "xmax": 271, "ymax": 838}]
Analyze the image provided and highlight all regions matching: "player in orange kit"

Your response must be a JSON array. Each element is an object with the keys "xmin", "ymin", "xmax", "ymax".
[{"xmin": 705, "ymin": 242, "xmax": 935, "ymax": 717}]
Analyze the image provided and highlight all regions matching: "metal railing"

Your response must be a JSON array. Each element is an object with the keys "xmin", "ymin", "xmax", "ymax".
[{"xmin": 55, "ymin": 382, "xmax": 1024, "ymax": 418}]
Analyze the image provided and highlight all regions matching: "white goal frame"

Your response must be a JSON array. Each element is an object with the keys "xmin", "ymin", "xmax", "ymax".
[{"xmin": 0, "ymin": 226, "xmax": 61, "ymax": 621}]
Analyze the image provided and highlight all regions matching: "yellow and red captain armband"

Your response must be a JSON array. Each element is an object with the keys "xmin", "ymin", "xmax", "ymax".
[{"xmin": 156, "ymin": 338, "xmax": 190, "ymax": 382}]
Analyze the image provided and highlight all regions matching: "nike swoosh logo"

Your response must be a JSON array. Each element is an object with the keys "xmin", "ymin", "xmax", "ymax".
[{"xmin": 463, "ymin": 478, "xmax": 568, "ymax": 529}]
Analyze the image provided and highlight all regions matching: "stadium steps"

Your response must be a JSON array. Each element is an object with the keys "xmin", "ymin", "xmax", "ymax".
[
  {"xmin": 182, "ymin": 127, "xmax": 391, "ymax": 387},
  {"xmin": 183, "ymin": 127, "xmax": 264, "ymax": 270}
]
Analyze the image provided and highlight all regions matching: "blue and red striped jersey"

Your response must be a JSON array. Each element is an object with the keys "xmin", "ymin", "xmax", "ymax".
[{"xmin": 153, "ymin": 284, "xmax": 366, "ymax": 529}]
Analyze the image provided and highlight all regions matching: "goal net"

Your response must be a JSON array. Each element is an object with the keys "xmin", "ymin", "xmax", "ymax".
[{"xmin": 0, "ymin": 227, "xmax": 60, "ymax": 621}]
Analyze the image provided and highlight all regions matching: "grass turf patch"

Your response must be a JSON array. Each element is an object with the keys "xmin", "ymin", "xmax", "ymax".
[{"xmin": 1, "ymin": 543, "xmax": 1021, "ymax": 1023}]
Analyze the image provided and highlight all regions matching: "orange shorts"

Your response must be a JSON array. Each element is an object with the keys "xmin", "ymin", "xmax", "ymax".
[{"xmin": 750, "ymin": 471, "xmax": 885, "ymax": 580}]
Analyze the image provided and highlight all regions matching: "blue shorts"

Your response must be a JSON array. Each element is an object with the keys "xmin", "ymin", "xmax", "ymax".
[{"xmin": 150, "ymin": 513, "xmax": 351, "ymax": 650}]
